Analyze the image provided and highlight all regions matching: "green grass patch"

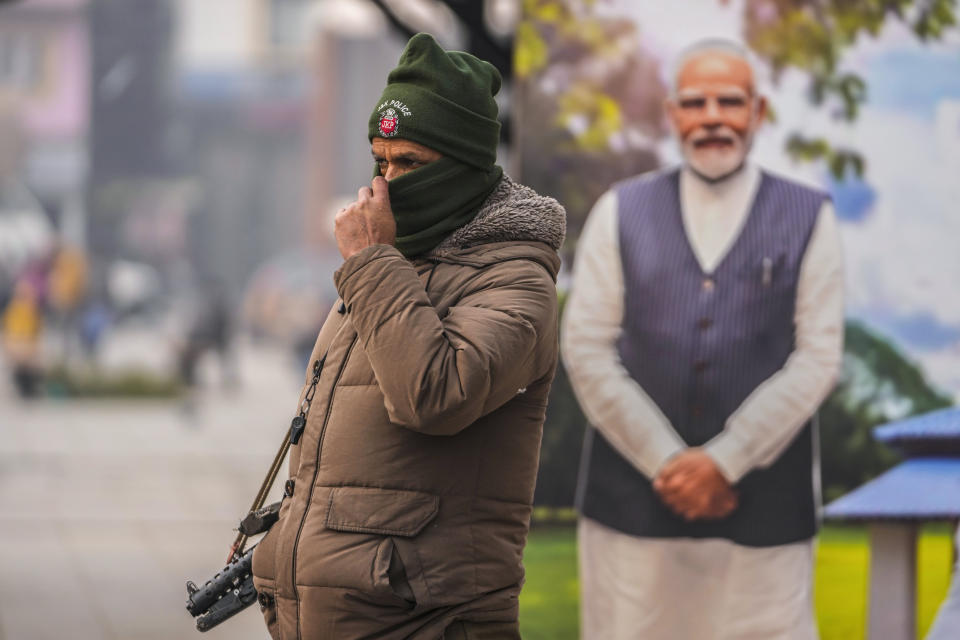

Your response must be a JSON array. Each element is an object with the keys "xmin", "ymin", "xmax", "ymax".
[
  {"xmin": 520, "ymin": 527, "xmax": 580, "ymax": 640},
  {"xmin": 519, "ymin": 524, "xmax": 954, "ymax": 639},
  {"xmin": 45, "ymin": 365, "xmax": 183, "ymax": 398}
]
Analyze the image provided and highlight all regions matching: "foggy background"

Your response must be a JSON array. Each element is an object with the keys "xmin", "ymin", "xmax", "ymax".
[{"xmin": 1, "ymin": 0, "xmax": 957, "ymax": 638}]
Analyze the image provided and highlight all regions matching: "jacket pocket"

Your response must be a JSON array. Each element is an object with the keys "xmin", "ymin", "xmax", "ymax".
[
  {"xmin": 325, "ymin": 486, "xmax": 440, "ymax": 609},
  {"xmin": 325, "ymin": 486, "xmax": 439, "ymax": 536}
]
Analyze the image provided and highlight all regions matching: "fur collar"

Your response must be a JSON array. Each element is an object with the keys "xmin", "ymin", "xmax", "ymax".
[{"xmin": 428, "ymin": 174, "xmax": 566, "ymax": 257}]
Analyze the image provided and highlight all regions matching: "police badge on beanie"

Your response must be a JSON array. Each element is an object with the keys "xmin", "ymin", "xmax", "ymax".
[{"xmin": 369, "ymin": 33, "xmax": 504, "ymax": 257}]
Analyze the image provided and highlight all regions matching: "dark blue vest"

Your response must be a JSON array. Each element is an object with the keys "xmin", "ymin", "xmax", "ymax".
[{"xmin": 576, "ymin": 167, "xmax": 827, "ymax": 547}]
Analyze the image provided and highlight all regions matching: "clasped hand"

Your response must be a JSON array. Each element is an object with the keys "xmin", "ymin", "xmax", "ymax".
[
  {"xmin": 653, "ymin": 449, "xmax": 738, "ymax": 521},
  {"xmin": 335, "ymin": 177, "xmax": 397, "ymax": 261}
]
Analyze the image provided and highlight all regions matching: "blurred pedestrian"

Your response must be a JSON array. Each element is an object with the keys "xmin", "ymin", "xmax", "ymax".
[
  {"xmin": 563, "ymin": 38, "xmax": 844, "ymax": 639},
  {"xmin": 79, "ymin": 298, "xmax": 112, "ymax": 362},
  {"xmin": 249, "ymin": 33, "xmax": 565, "ymax": 640},
  {"xmin": 2, "ymin": 279, "xmax": 45, "ymax": 397},
  {"xmin": 47, "ymin": 242, "xmax": 89, "ymax": 362},
  {"xmin": 201, "ymin": 281, "xmax": 235, "ymax": 388},
  {"xmin": 177, "ymin": 282, "xmax": 235, "ymax": 415}
]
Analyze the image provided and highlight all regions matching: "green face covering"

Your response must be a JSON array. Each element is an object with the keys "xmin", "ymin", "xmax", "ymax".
[{"xmin": 379, "ymin": 157, "xmax": 503, "ymax": 258}]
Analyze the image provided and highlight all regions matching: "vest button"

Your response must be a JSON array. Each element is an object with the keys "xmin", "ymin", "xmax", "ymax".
[
  {"xmin": 694, "ymin": 360, "xmax": 709, "ymax": 373},
  {"xmin": 702, "ymin": 278, "xmax": 715, "ymax": 292},
  {"xmin": 691, "ymin": 405, "xmax": 704, "ymax": 417},
  {"xmin": 284, "ymin": 479, "xmax": 296, "ymax": 497},
  {"xmin": 698, "ymin": 317, "xmax": 712, "ymax": 330}
]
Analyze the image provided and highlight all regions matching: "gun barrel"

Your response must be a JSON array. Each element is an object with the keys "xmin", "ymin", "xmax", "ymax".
[
  {"xmin": 195, "ymin": 575, "xmax": 258, "ymax": 632},
  {"xmin": 185, "ymin": 546, "xmax": 256, "ymax": 618}
]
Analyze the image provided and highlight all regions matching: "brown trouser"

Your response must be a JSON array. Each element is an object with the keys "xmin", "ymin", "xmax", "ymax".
[{"xmin": 441, "ymin": 620, "xmax": 521, "ymax": 640}]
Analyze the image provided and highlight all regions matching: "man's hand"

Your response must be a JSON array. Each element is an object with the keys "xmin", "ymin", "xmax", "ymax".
[
  {"xmin": 653, "ymin": 449, "xmax": 738, "ymax": 521},
  {"xmin": 334, "ymin": 176, "xmax": 397, "ymax": 261}
]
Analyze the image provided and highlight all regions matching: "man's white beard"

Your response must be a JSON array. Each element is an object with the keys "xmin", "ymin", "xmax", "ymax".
[{"xmin": 681, "ymin": 126, "xmax": 752, "ymax": 182}]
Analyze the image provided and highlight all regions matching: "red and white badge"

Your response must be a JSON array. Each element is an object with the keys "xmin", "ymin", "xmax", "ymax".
[{"xmin": 378, "ymin": 108, "xmax": 399, "ymax": 137}]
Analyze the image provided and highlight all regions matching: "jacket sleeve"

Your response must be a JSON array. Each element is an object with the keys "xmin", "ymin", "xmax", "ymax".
[{"xmin": 334, "ymin": 244, "xmax": 558, "ymax": 436}]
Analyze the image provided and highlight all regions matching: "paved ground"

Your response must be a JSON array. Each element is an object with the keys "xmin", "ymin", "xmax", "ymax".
[{"xmin": 0, "ymin": 338, "xmax": 304, "ymax": 640}]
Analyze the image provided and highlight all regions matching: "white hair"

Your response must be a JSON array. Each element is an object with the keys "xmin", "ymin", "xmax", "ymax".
[{"xmin": 670, "ymin": 38, "xmax": 758, "ymax": 96}]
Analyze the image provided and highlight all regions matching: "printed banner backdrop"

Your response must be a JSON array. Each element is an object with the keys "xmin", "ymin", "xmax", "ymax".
[{"xmin": 517, "ymin": 0, "xmax": 960, "ymax": 403}]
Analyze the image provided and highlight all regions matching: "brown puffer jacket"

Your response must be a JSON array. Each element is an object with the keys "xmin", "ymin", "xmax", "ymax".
[{"xmin": 251, "ymin": 175, "xmax": 565, "ymax": 640}]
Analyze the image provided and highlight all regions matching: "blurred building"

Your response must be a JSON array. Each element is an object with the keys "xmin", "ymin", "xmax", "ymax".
[
  {"xmin": 172, "ymin": 0, "xmax": 315, "ymax": 298},
  {"xmin": 2, "ymin": 0, "xmax": 516, "ymax": 328},
  {"xmin": 174, "ymin": 0, "xmax": 518, "ymax": 342},
  {"xmin": 87, "ymin": 0, "xmax": 177, "ymax": 277},
  {"xmin": 171, "ymin": 0, "xmax": 424, "ymax": 320},
  {"xmin": 0, "ymin": 0, "xmax": 90, "ymax": 248},
  {"xmin": 304, "ymin": 2, "xmax": 405, "ymax": 245}
]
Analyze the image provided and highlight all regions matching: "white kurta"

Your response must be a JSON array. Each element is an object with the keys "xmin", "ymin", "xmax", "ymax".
[{"xmin": 562, "ymin": 164, "xmax": 845, "ymax": 640}]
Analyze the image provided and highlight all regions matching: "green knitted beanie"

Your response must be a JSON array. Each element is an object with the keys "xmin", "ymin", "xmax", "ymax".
[{"xmin": 368, "ymin": 33, "xmax": 502, "ymax": 169}]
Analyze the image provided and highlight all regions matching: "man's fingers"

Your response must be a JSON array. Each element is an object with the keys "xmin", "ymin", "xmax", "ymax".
[
  {"xmin": 659, "ymin": 455, "xmax": 685, "ymax": 476},
  {"xmin": 661, "ymin": 471, "xmax": 689, "ymax": 492},
  {"xmin": 701, "ymin": 499, "xmax": 736, "ymax": 520},
  {"xmin": 661, "ymin": 488, "xmax": 697, "ymax": 512},
  {"xmin": 335, "ymin": 204, "xmax": 356, "ymax": 225},
  {"xmin": 653, "ymin": 469, "xmax": 675, "ymax": 491},
  {"xmin": 357, "ymin": 186, "xmax": 373, "ymax": 201},
  {"xmin": 675, "ymin": 500, "xmax": 705, "ymax": 521},
  {"xmin": 657, "ymin": 465, "xmax": 677, "ymax": 483},
  {"xmin": 371, "ymin": 176, "xmax": 389, "ymax": 201}
]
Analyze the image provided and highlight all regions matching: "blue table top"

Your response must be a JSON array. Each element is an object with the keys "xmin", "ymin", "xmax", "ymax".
[
  {"xmin": 824, "ymin": 458, "xmax": 960, "ymax": 521},
  {"xmin": 875, "ymin": 407, "xmax": 960, "ymax": 443}
]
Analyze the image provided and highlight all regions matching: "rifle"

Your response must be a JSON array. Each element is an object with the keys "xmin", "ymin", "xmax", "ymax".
[
  {"xmin": 185, "ymin": 546, "xmax": 257, "ymax": 632},
  {"xmin": 183, "ymin": 421, "xmax": 296, "ymax": 631},
  {"xmin": 184, "ymin": 356, "xmax": 323, "ymax": 632}
]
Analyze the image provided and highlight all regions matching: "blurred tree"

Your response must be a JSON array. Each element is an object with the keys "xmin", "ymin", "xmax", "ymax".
[
  {"xmin": 514, "ymin": 0, "xmax": 667, "ymax": 238},
  {"xmin": 370, "ymin": 0, "xmax": 513, "ymax": 77},
  {"xmin": 742, "ymin": 0, "xmax": 957, "ymax": 179},
  {"xmin": 819, "ymin": 322, "xmax": 953, "ymax": 501},
  {"xmin": 534, "ymin": 357, "xmax": 586, "ymax": 507},
  {"xmin": 534, "ymin": 293, "xmax": 587, "ymax": 507}
]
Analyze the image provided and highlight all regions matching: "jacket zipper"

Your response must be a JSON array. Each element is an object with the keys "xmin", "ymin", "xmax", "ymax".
[{"xmin": 291, "ymin": 334, "xmax": 358, "ymax": 640}]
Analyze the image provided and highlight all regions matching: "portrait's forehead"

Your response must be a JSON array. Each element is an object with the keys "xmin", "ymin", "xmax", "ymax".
[
  {"xmin": 676, "ymin": 51, "xmax": 755, "ymax": 93},
  {"xmin": 676, "ymin": 85, "xmax": 750, "ymax": 98}
]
